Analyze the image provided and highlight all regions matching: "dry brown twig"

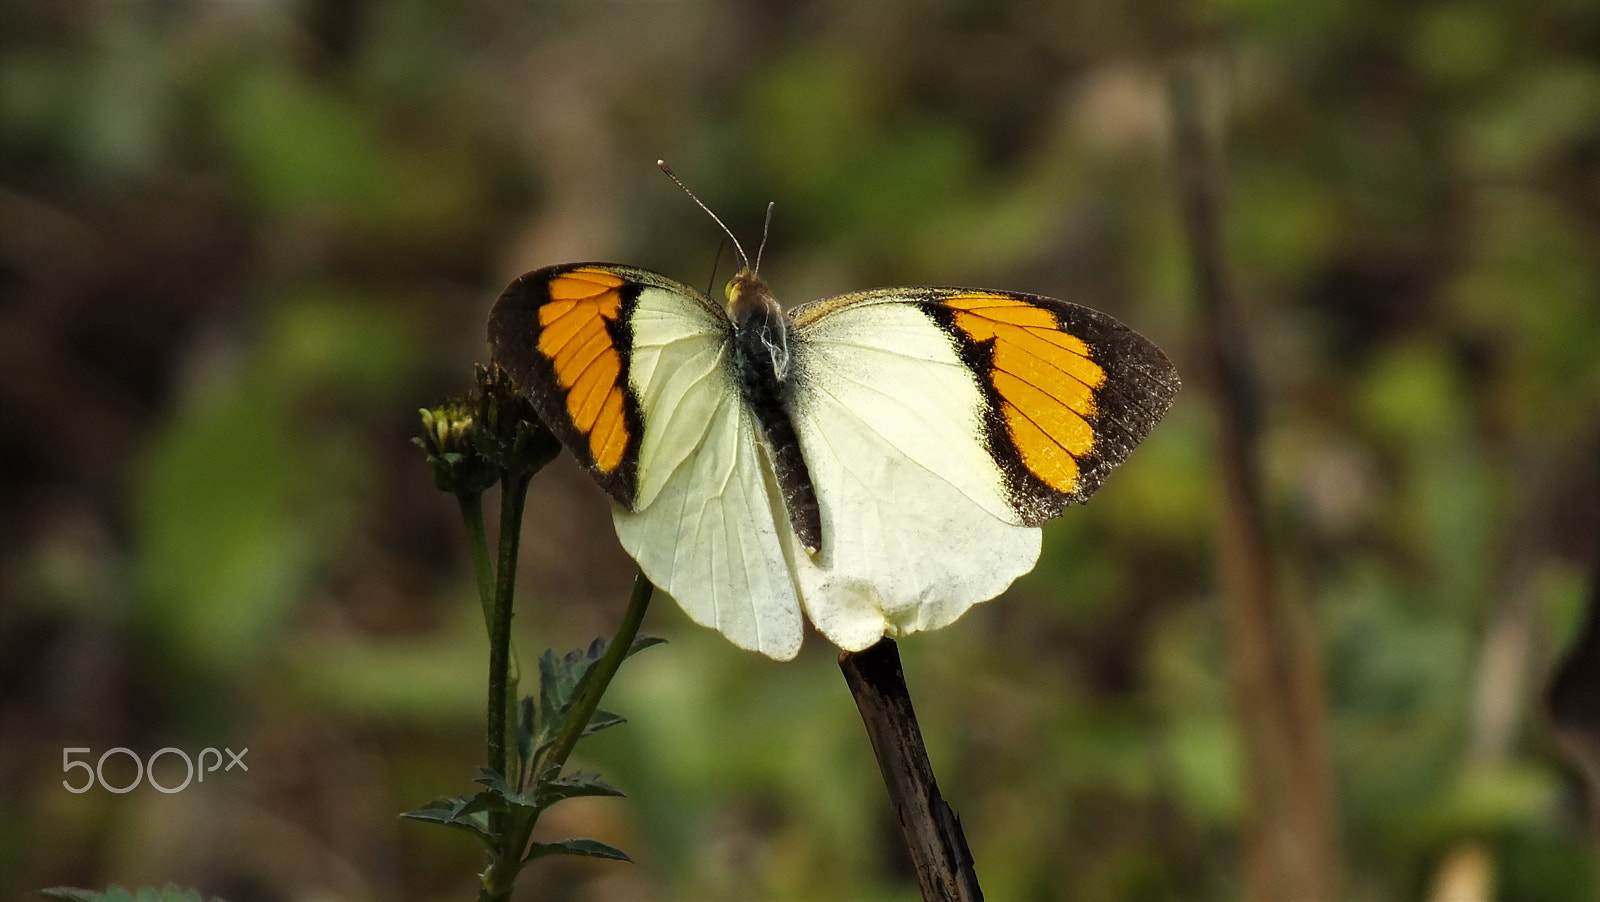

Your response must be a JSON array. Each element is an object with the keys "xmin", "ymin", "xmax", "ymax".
[{"xmin": 841, "ymin": 639, "xmax": 983, "ymax": 902}]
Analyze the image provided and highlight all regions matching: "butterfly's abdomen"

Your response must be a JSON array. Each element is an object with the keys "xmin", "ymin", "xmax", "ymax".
[{"xmin": 731, "ymin": 291, "xmax": 823, "ymax": 553}]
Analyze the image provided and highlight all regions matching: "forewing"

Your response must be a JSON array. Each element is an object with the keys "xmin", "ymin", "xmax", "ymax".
[
  {"xmin": 490, "ymin": 263, "xmax": 802, "ymax": 659},
  {"xmin": 786, "ymin": 287, "xmax": 1177, "ymax": 650},
  {"xmin": 489, "ymin": 264, "xmax": 673, "ymax": 505},
  {"xmin": 793, "ymin": 287, "xmax": 1179, "ymax": 524}
]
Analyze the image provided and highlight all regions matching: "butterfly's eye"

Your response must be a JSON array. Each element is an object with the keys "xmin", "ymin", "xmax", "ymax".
[{"xmin": 724, "ymin": 278, "xmax": 739, "ymax": 303}]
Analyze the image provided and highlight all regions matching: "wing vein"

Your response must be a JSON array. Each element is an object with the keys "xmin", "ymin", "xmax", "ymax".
[
  {"xmin": 998, "ymin": 337, "xmax": 1101, "ymax": 393},
  {"xmin": 1003, "ymin": 399, "xmax": 1089, "ymax": 457}
]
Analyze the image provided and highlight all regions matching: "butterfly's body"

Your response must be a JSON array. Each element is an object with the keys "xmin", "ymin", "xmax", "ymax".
[
  {"xmin": 726, "ymin": 272, "xmax": 821, "ymax": 552},
  {"xmin": 490, "ymin": 259, "xmax": 1178, "ymax": 659}
]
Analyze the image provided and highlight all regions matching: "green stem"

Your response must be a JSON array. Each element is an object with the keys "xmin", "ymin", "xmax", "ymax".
[
  {"xmin": 480, "ymin": 472, "xmax": 533, "ymax": 902},
  {"xmin": 459, "ymin": 489, "xmax": 522, "ymax": 770},
  {"xmin": 480, "ymin": 865, "xmax": 512, "ymax": 902},
  {"xmin": 483, "ymin": 570, "xmax": 654, "ymax": 896},
  {"xmin": 541, "ymin": 571, "xmax": 654, "ymax": 776},
  {"xmin": 488, "ymin": 471, "xmax": 532, "ymax": 779}
]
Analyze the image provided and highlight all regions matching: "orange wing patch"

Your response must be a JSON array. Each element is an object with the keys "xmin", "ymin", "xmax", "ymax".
[
  {"xmin": 945, "ymin": 293, "xmax": 1108, "ymax": 492},
  {"xmin": 538, "ymin": 268, "xmax": 629, "ymax": 472}
]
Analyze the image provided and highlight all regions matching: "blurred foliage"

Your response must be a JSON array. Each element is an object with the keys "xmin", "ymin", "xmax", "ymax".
[
  {"xmin": 2, "ymin": 1, "xmax": 1597, "ymax": 901},
  {"xmin": 43, "ymin": 885, "xmax": 225, "ymax": 902}
]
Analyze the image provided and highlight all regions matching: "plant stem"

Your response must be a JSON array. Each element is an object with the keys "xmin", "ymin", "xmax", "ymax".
[
  {"xmin": 461, "ymin": 489, "xmax": 522, "ymax": 771},
  {"xmin": 541, "ymin": 571, "xmax": 654, "ymax": 776},
  {"xmin": 479, "ymin": 471, "xmax": 533, "ymax": 902},
  {"xmin": 841, "ymin": 638, "xmax": 982, "ymax": 902},
  {"xmin": 484, "ymin": 570, "xmax": 654, "ymax": 895},
  {"xmin": 488, "ymin": 471, "xmax": 532, "ymax": 779},
  {"xmin": 463, "ymin": 489, "xmax": 523, "ymax": 773}
]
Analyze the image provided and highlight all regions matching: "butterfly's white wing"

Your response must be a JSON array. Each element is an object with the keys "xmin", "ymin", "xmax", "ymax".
[
  {"xmin": 784, "ymin": 295, "xmax": 1041, "ymax": 651},
  {"xmin": 784, "ymin": 286, "xmax": 1179, "ymax": 652},
  {"xmin": 610, "ymin": 278, "xmax": 804, "ymax": 660},
  {"xmin": 488, "ymin": 264, "xmax": 804, "ymax": 660}
]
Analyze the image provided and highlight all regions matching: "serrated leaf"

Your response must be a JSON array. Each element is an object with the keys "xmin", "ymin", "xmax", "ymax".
[
  {"xmin": 458, "ymin": 788, "xmax": 511, "ymax": 818},
  {"xmin": 407, "ymin": 813, "xmax": 492, "ymax": 843},
  {"xmin": 516, "ymin": 695, "xmax": 537, "ymax": 771},
  {"xmin": 474, "ymin": 767, "xmax": 536, "ymax": 808},
  {"xmin": 400, "ymin": 795, "xmax": 472, "ymax": 821},
  {"xmin": 627, "ymin": 635, "xmax": 666, "ymax": 658},
  {"xmin": 536, "ymin": 772, "xmax": 626, "ymax": 808},
  {"xmin": 474, "ymin": 767, "xmax": 515, "ymax": 796},
  {"xmin": 524, "ymin": 635, "xmax": 658, "ymax": 782},
  {"xmin": 536, "ymin": 648, "xmax": 563, "ymax": 728},
  {"xmin": 583, "ymin": 709, "xmax": 627, "ymax": 737},
  {"xmin": 400, "ymin": 795, "xmax": 495, "ymax": 843},
  {"xmin": 398, "ymin": 804, "xmax": 468, "ymax": 827},
  {"xmin": 151, "ymin": 888, "xmax": 211, "ymax": 902},
  {"xmin": 532, "ymin": 642, "xmax": 614, "ymax": 752},
  {"xmin": 538, "ymin": 648, "xmax": 600, "ymax": 734},
  {"xmin": 525, "ymin": 837, "xmax": 632, "ymax": 863},
  {"xmin": 564, "ymin": 641, "xmax": 606, "ymax": 695},
  {"xmin": 536, "ymin": 646, "xmax": 561, "ymax": 684}
]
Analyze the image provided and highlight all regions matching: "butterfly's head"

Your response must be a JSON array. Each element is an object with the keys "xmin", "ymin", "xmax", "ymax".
[{"xmin": 725, "ymin": 269, "xmax": 781, "ymax": 321}]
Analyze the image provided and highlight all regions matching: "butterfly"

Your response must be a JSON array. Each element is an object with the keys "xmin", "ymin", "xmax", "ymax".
[{"xmin": 488, "ymin": 166, "xmax": 1179, "ymax": 660}]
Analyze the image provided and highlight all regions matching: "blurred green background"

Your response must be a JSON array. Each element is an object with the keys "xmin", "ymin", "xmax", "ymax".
[{"xmin": 2, "ymin": 1, "xmax": 1598, "ymax": 900}]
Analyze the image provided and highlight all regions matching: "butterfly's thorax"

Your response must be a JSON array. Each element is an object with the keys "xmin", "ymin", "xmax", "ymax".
[
  {"xmin": 728, "ymin": 272, "xmax": 791, "ymax": 385},
  {"xmin": 726, "ymin": 271, "xmax": 823, "ymax": 553}
]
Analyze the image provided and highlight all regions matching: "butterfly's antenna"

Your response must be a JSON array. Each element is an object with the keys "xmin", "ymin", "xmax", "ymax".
[
  {"xmin": 753, "ymin": 201, "xmax": 775, "ymax": 274},
  {"xmin": 705, "ymin": 234, "xmax": 728, "ymax": 299},
  {"xmin": 657, "ymin": 160, "xmax": 751, "ymax": 272}
]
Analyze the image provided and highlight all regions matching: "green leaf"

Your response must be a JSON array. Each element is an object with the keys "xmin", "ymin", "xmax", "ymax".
[
  {"xmin": 535, "ymin": 636, "xmax": 661, "ymax": 741},
  {"xmin": 474, "ymin": 767, "xmax": 536, "ymax": 808},
  {"xmin": 399, "ymin": 794, "xmax": 497, "ymax": 843},
  {"xmin": 583, "ymin": 709, "xmax": 627, "ymax": 737},
  {"xmin": 536, "ymin": 648, "xmax": 591, "ymax": 730},
  {"xmin": 516, "ymin": 694, "xmax": 537, "ymax": 773},
  {"xmin": 536, "ymin": 773, "xmax": 626, "ymax": 808},
  {"xmin": 41, "ymin": 887, "xmax": 223, "ymax": 902},
  {"xmin": 627, "ymin": 635, "xmax": 667, "ymax": 657},
  {"xmin": 534, "ymin": 642, "xmax": 607, "ymax": 749},
  {"xmin": 458, "ymin": 788, "xmax": 511, "ymax": 818},
  {"xmin": 523, "ymin": 634, "xmax": 662, "ymax": 775},
  {"xmin": 524, "ymin": 837, "xmax": 632, "ymax": 863}
]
